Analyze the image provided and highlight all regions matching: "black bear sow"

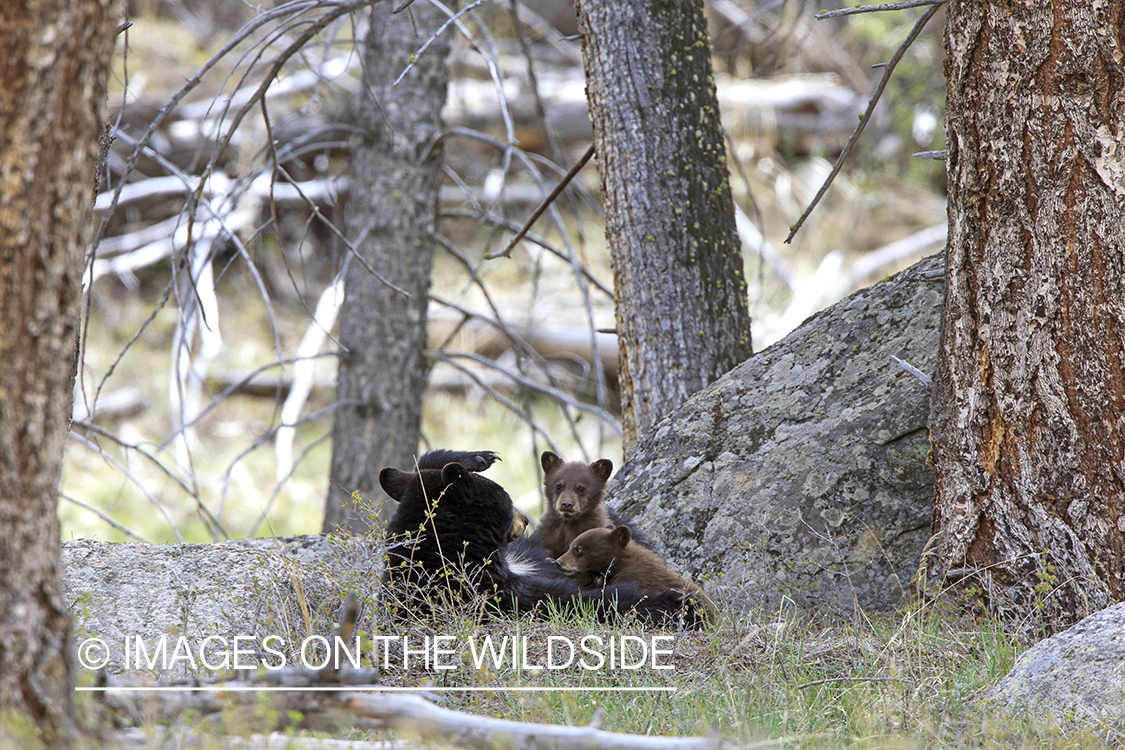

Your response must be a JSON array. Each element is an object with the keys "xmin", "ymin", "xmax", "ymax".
[
  {"xmin": 378, "ymin": 449, "xmax": 696, "ymax": 626},
  {"xmin": 533, "ymin": 451, "xmax": 650, "ymax": 559}
]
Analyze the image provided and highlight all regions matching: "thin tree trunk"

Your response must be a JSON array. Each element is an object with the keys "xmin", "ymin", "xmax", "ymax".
[
  {"xmin": 929, "ymin": 0, "xmax": 1125, "ymax": 631},
  {"xmin": 0, "ymin": 0, "xmax": 122, "ymax": 745},
  {"xmin": 325, "ymin": 3, "xmax": 453, "ymax": 533},
  {"xmin": 575, "ymin": 0, "xmax": 753, "ymax": 452}
]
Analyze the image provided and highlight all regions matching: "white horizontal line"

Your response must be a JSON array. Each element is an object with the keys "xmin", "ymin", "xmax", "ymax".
[{"xmin": 76, "ymin": 685, "xmax": 676, "ymax": 693}]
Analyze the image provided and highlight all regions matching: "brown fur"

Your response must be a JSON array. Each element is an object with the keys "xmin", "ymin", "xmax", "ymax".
[
  {"xmin": 531, "ymin": 451, "xmax": 615, "ymax": 559},
  {"xmin": 509, "ymin": 507, "xmax": 529, "ymax": 543},
  {"xmin": 555, "ymin": 525, "xmax": 718, "ymax": 623}
]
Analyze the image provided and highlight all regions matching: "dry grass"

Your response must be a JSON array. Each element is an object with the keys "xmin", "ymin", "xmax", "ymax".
[{"xmin": 340, "ymin": 596, "xmax": 1120, "ymax": 748}]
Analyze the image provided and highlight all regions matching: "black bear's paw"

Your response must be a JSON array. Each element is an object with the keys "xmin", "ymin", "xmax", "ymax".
[
  {"xmin": 416, "ymin": 449, "xmax": 501, "ymax": 473},
  {"xmin": 459, "ymin": 450, "xmax": 501, "ymax": 472},
  {"xmin": 637, "ymin": 589, "xmax": 707, "ymax": 630}
]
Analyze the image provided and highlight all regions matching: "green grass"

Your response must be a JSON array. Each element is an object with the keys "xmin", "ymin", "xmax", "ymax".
[
  {"xmin": 374, "ymin": 604, "xmax": 1113, "ymax": 748},
  {"xmin": 210, "ymin": 546, "xmax": 1107, "ymax": 748},
  {"xmin": 74, "ymin": 583, "xmax": 1121, "ymax": 749}
]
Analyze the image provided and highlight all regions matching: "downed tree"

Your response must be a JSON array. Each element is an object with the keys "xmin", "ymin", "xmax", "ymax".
[{"xmin": 345, "ymin": 692, "xmax": 742, "ymax": 750}]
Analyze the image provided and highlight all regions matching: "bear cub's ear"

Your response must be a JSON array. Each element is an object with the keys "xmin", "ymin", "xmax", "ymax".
[
  {"xmin": 591, "ymin": 458, "xmax": 613, "ymax": 482},
  {"xmin": 541, "ymin": 451, "xmax": 563, "ymax": 474},
  {"xmin": 609, "ymin": 525, "xmax": 632, "ymax": 548},
  {"xmin": 379, "ymin": 468, "xmax": 413, "ymax": 502}
]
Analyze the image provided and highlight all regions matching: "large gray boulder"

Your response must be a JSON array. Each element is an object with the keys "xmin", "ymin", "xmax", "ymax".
[
  {"xmin": 612, "ymin": 253, "xmax": 944, "ymax": 617},
  {"xmin": 989, "ymin": 602, "xmax": 1125, "ymax": 731}
]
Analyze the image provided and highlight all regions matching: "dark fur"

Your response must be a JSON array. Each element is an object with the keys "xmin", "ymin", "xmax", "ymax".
[
  {"xmin": 555, "ymin": 525, "xmax": 718, "ymax": 623},
  {"xmin": 531, "ymin": 451, "xmax": 651, "ymax": 559},
  {"xmin": 379, "ymin": 450, "xmax": 696, "ymax": 626}
]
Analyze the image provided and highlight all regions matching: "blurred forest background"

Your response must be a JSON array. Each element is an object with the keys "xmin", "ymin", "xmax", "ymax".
[{"xmin": 64, "ymin": 0, "xmax": 948, "ymax": 544}]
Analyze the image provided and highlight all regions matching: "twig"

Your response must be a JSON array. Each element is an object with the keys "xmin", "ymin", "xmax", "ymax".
[
  {"xmin": 441, "ymin": 208, "xmax": 612, "ymax": 296},
  {"xmin": 490, "ymin": 143, "xmax": 595, "ymax": 260},
  {"xmin": 817, "ymin": 0, "xmax": 945, "ymax": 19},
  {"xmin": 891, "ymin": 355, "xmax": 933, "ymax": 387},
  {"xmin": 912, "ymin": 150, "xmax": 947, "ymax": 159},
  {"xmin": 319, "ymin": 593, "xmax": 360, "ymax": 683},
  {"xmin": 392, "ymin": 0, "xmax": 492, "ymax": 86},
  {"xmin": 797, "ymin": 676, "xmax": 904, "ymax": 690},
  {"xmin": 66, "ymin": 432, "xmax": 186, "ymax": 542},
  {"xmin": 433, "ymin": 350, "xmax": 622, "ymax": 429},
  {"xmin": 58, "ymin": 492, "xmax": 153, "ymax": 543},
  {"xmin": 784, "ymin": 2, "xmax": 944, "ymax": 244}
]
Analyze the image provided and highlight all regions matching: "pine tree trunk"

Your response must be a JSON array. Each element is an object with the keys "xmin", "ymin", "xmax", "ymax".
[
  {"xmin": 929, "ymin": 0, "xmax": 1125, "ymax": 631},
  {"xmin": 575, "ymin": 0, "xmax": 753, "ymax": 451},
  {"xmin": 325, "ymin": 3, "xmax": 453, "ymax": 532},
  {"xmin": 0, "ymin": 0, "xmax": 122, "ymax": 744}
]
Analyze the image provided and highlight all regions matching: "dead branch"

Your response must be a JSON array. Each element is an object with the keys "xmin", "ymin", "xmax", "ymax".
[
  {"xmin": 784, "ymin": 2, "xmax": 945, "ymax": 243},
  {"xmin": 346, "ymin": 691, "xmax": 741, "ymax": 750},
  {"xmin": 817, "ymin": 0, "xmax": 945, "ymax": 20},
  {"xmin": 492, "ymin": 143, "xmax": 595, "ymax": 259}
]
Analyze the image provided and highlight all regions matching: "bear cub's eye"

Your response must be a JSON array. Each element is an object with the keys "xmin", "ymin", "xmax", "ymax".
[{"xmin": 575, "ymin": 485, "xmax": 586, "ymax": 495}]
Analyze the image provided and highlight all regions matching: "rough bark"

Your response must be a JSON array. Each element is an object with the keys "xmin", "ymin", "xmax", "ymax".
[
  {"xmin": 325, "ymin": 3, "xmax": 453, "ymax": 533},
  {"xmin": 929, "ymin": 0, "xmax": 1125, "ymax": 631},
  {"xmin": 575, "ymin": 0, "xmax": 753, "ymax": 452},
  {"xmin": 0, "ymin": 0, "xmax": 122, "ymax": 745}
]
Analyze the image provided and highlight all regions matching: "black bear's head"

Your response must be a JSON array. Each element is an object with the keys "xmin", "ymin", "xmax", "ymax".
[{"xmin": 380, "ymin": 461, "xmax": 525, "ymax": 554}]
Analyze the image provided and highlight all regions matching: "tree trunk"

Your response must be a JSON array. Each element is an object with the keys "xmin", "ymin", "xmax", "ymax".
[
  {"xmin": 324, "ymin": 3, "xmax": 453, "ymax": 533},
  {"xmin": 0, "ymin": 0, "xmax": 122, "ymax": 745},
  {"xmin": 575, "ymin": 0, "xmax": 753, "ymax": 452},
  {"xmin": 929, "ymin": 0, "xmax": 1125, "ymax": 631}
]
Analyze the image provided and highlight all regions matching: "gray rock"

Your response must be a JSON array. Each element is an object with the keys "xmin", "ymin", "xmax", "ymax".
[
  {"xmin": 989, "ymin": 602, "xmax": 1125, "ymax": 731},
  {"xmin": 611, "ymin": 253, "xmax": 944, "ymax": 617},
  {"xmin": 64, "ymin": 535, "xmax": 380, "ymax": 682}
]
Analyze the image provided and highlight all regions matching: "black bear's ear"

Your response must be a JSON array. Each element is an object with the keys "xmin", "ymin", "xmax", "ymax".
[
  {"xmin": 441, "ymin": 462, "xmax": 467, "ymax": 487},
  {"xmin": 379, "ymin": 468, "xmax": 412, "ymax": 502},
  {"xmin": 592, "ymin": 458, "xmax": 613, "ymax": 482},
  {"xmin": 541, "ymin": 451, "xmax": 562, "ymax": 474},
  {"xmin": 610, "ymin": 525, "xmax": 631, "ymax": 547}
]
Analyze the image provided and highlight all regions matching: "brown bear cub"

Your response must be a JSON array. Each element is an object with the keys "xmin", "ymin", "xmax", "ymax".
[
  {"xmin": 554, "ymin": 525, "xmax": 718, "ymax": 623},
  {"xmin": 531, "ymin": 451, "xmax": 647, "ymax": 559}
]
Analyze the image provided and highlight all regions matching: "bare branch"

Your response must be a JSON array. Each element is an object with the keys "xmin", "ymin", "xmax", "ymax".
[
  {"xmin": 276, "ymin": 270, "xmax": 345, "ymax": 482},
  {"xmin": 784, "ymin": 2, "xmax": 944, "ymax": 243},
  {"xmin": 817, "ymin": 0, "xmax": 945, "ymax": 20},
  {"xmin": 891, "ymin": 355, "xmax": 933, "ymax": 387},
  {"xmin": 346, "ymin": 692, "xmax": 741, "ymax": 750},
  {"xmin": 58, "ymin": 492, "xmax": 153, "ymax": 543},
  {"xmin": 392, "ymin": 0, "xmax": 492, "ymax": 86},
  {"xmin": 66, "ymin": 432, "xmax": 186, "ymax": 542},
  {"xmin": 490, "ymin": 143, "xmax": 595, "ymax": 260}
]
